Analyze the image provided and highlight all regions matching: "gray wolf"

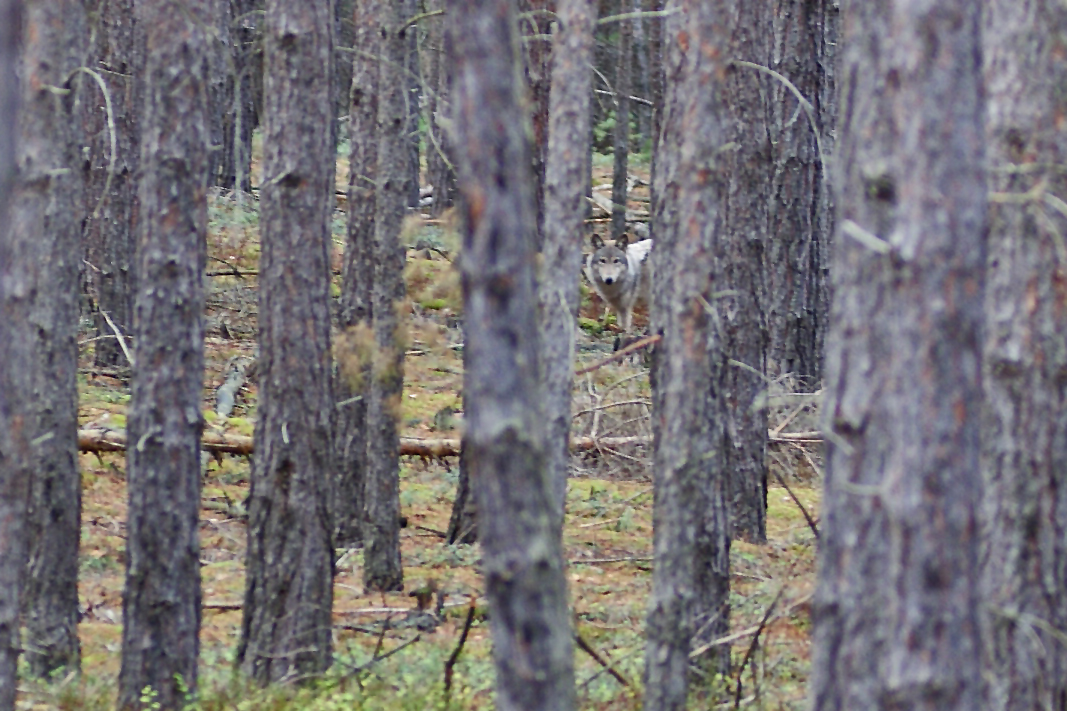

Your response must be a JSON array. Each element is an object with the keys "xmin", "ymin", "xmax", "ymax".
[{"xmin": 585, "ymin": 232, "xmax": 653, "ymax": 333}]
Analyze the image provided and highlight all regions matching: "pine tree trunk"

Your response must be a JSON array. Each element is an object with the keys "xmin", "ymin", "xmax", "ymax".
[
  {"xmin": 0, "ymin": 3, "xmax": 29, "ymax": 708},
  {"xmin": 643, "ymin": 0, "xmax": 731, "ymax": 705},
  {"xmin": 16, "ymin": 0, "xmax": 86, "ymax": 680},
  {"xmin": 518, "ymin": 0, "xmax": 553, "ymax": 239},
  {"xmin": 540, "ymin": 0, "xmax": 596, "ymax": 517},
  {"xmin": 361, "ymin": 0, "xmax": 407, "ymax": 593},
  {"xmin": 424, "ymin": 1, "xmax": 454, "ymax": 217},
  {"xmin": 764, "ymin": 0, "xmax": 836, "ymax": 385},
  {"xmin": 610, "ymin": 2, "xmax": 631, "ymax": 240},
  {"xmin": 238, "ymin": 0, "xmax": 336, "ymax": 683},
  {"xmin": 717, "ymin": 2, "xmax": 773, "ymax": 543},
  {"xmin": 404, "ymin": 0, "xmax": 420, "ymax": 207},
  {"xmin": 220, "ymin": 0, "xmax": 261, "ymax": 193},
  {"xmin": 334, "ymin": 0, "xmax": 381, "ymax": 549},
  {"xmin": 448, "ymin": 0, "xmax": 576, "ymax": 708},
  {"xmin": 810, "ymin": 2, "xmax": 987, "ymax": 709},
  {"xmin": 83, "ymin": 0, "xmax": 142, "ymax": 368},
  {"xmin": 118, "ymin": 2, "xmax": 210, "ymax": 706},
  {"xmin": 979, "ymin": 2, "xmax": 1067, "ymax": 708}
]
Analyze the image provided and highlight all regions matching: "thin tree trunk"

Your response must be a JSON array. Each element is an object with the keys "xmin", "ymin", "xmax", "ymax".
[
  {"xmin": 810, "ymin": 2, "xmax": 987, "ymax": 709},
  {"xmin": 448, "ymin": 0, "xmax": 576, "ymax": 708},
  {"xmin": 361, "ymin": 0, "xmax": 407, "ymax": 593},
  {"xmin": 424, "ymin": 1, "xmax": 454, "ymax": 217},
  {"xmin": 540, "ymin": 0, "xmax": 596, "ymax": 516},
  {"xmin": 979, "ymin": 2, "xmax": 1067, "ymax": 708},
  {"xmin": 221, "ymin": 0, "xmax": 261, "ymax": 193},
  {"xmin": 83, "ymin": 0, "xmax": 142, "ymax": 369},
  {"xmin": 719, "ymin": 2, "xmax": 772, "ymax": 543},
  {"xmin": 611, "ymin": 1, "xmax": 631, "ymax": 240},
  {"xmin": 404, "ymin": 0, "xmax": 420, "ymax": 207},
  {"xmin": 16, "ymin": 0, "xmax": 86, "ymax": 680},
  {"xmin": 0, "ymin": 3, "xmax": 27, "ymax": 708},
  {"xmin": 518, "ymin": 0, "xmax": 553, "ymax": 240},
  {"xmin": 118, "ymin": 2, "xmax": 209, "ymax": 706},
  {"xmin": 643, "ymin": 0, "xmax": 731, "ymax": 706},
  {"xmin": 334, "ymin": 0, "xmax": 381, "ymax": 549},
  {"xmin": 238, "ymin": 0, "xmax": 336, "ymax": 683},
  {"xmin": 765, "ymin": 0, "xmax": 836, "ymax": 385}
]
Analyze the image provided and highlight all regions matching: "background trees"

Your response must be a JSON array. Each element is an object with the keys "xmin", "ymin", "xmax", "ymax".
[{"xmin": 810, "ymin": 1, "xmax": 988, "ymax": 709}]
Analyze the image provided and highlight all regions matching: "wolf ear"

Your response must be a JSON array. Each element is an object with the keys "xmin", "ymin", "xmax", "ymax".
[
  {"xmin": 591, "ymin": 233, "xmax": 605, "ymax": 249},
  {"xmin": 617, "ymin": 232, "xmax": 631, "ymax": 248}
]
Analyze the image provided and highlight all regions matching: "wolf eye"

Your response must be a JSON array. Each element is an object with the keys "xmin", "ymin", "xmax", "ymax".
[{"xmin": 598, "ymin": 258, "xmax": 606, "ymax": 264}]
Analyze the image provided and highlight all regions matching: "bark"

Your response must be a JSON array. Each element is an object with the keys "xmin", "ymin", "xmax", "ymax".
[
  {"xmin": 238, "ymin": 0, "xmax": 335, "ymax": 684},
  {"xmin": 335, "ymin": 0, "xmax": 355, "ymax": 142},
  {"xmin": 764, "ymin": 0, "xmax": 837, "ymax": 384},
  {"xmin": 361, "ymin": 0, "xmax": 408, "ymax": 593},
  {"xmin": 539, "ymin": 0, "xmax": 596, "ymax": 516},
  {"xmin": 16, "ymin": 0, "xmax": 86, "ymax": 680},
  {"xmin": 643, "ymin": 1, "xmax": 731, "ymax": 706},
  {"xmin": 448, "ymin": 1, "xmax": 576, "ymax": 709},
  {"xmin": 0, "ymin": 3, "xmax": 27, "ymax": 708},
  {"xmin": 979, "ymin": 2, "xmax": 1067, "ymax": 709},
  {"xmin": 610, "ymin": 1, "xmax": 631, "ymax": 240},
  {"xmin": 205, "ymin": 0, "xmax": 233, "ymax": 187},
  {"xmin": 645, "ymin": 0, "xmax": 663, "ymax": 241},
  {"xmin": 632, "ymin": 0, "xmax": 650, "ymax": 144},
  {"xmin": 810, "ymin": 2, "xmax": 987, "ymax": 710},
  {"xmin": 334, "ymin": 0, "xmax": 381, "ymax": 549},
  {"xmin": 445, "ymin": 436, "xmax": 477, "ymax": 544},
  {"xmin": 718, "ymin": 3, "xmax": 773, "ymax": 542},
  {"xmin": 118, "ymin": 3, "xmax": 210, "ymax": 706},
  {"xmin": 83, "ymin": 0, "xmax": 142, "ymax": 368}
]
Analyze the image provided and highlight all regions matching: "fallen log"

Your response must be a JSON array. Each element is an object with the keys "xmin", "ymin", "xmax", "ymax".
[
  {"xmin": 77, "ymin": 429, "xmax": 654, "ymax": 459},
  {"xmin": 77, "ymin": 429, "xmax": 817, "ymax": 459}
]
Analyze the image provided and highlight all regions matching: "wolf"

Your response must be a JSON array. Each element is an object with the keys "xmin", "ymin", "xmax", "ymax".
[{"xmin": 584, "ymin": 232, "xmax": 653, "ymax": 333}]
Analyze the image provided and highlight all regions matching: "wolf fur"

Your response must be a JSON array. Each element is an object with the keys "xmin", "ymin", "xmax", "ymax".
[{"xmin": 584, "ymin": 232, "xmax": 653, "ymax": 332}]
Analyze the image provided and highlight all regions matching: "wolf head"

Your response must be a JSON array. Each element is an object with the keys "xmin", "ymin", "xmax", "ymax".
[{"xmin": 589, "ymin": 233, "xmax": 633, "ymax": 289}]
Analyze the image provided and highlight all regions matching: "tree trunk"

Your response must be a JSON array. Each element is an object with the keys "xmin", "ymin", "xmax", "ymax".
[
  {"xmin": 610, "ymin": 1, "xmax": 631, "ymax": 240},
  {"xmin": 335, "ymin": 0, "xmax": 355, "ymax": 143},
  {"xmin": 220, "ymin": 0, "xmax": 261, "ymax": 193},
  {"xmin": 718, "ymin": 3, "xmax": 772, "ymax": 543},
  {"xmin": 205, "ymin": 0, "xmax": 232, "ymax": 187},
  {"xmin": 238, "ymin": 0, "xmax": 336, "ymax": 684},
  {"xmin": 16, "ymin": 0, "xmax": 86, "ymax": 680},
  {"xmin": 448, "ymin": 0, "xmax": 576, "ymax": 709},
  {"xmin": 404, "ymin": 0, "xmax": 420, "ymax": 207},
  {"xmin": 83, "ymin": 0, "xmax": 142, "ymax": 368},
  {"xmin": 764, "ymin": 0, "xmax": 837, "ymax": 385},
  {"xmin": 979, "ymin": 2, "xmax": 1067, "ymax": 709},
  {"xmin": 643, "ymin": 0, "xmax": 731, "ymax": 705},
  {"xmin": 445, "ymin": 437, "xmax": 477, "ymax": 544},
  {"xmin": 0, "ymin": 3, "xmax": 28, "ymax": 708},
  {"xmin": 334, "ymin": 0, "xmax": 381, "ymax": 549},
  {"xmin": 118, "ymin": 2, "xmax": 210, "ymax": 706},
  {"xmin": 810, "ymin": 2, "xmax": 987, "ymax": 710},
  {"xmin": 539, "ymin": 0, "xmax": 596, "ymax": 516},
  {"xmin": 424, "ymin": 2, "xmax": 454, "ymax": 217},
  {"xmin": 518, "ymin": 0, "xmax": 553, "ymax": 240},
  {"xmin": 361, "ymin": 0, "xmax": 408, "ymax": 593}
]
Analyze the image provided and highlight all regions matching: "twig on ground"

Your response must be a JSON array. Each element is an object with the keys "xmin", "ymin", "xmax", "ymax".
[
  {"xmin": 575, "ymin": 632, "xmax": 631, "ymax": 687},
  {"xmin": 444, "ymin": 598, "xmax": 477, "ymax": 704},
  {"xmin": 732, "ymin": 587, "xmax": 784, "ymax": 711},
  {"xmin": 770, "ymin": 467, "xmax": 819, "ymax": 540},
  {"xmin": 575, "ymin": 334, "xmax": 661, "ymax": 375}
]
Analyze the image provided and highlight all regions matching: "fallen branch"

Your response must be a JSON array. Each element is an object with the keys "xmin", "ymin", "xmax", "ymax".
[
  {"xmin": 575, "ymin": 631, "xmax": 631, "ymax": 687},
  {"xmin": 444, "ymin": 598, "xmax": 477, "ymax": 703},
  {"xmin": 575, "ymin": 334, "xmax": 662, "ymax": 376}
]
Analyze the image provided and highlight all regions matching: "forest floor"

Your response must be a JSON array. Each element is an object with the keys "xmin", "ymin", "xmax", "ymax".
[{"xmin": 20, "ymin": 152, "xmax": 823, "ymax": 710}]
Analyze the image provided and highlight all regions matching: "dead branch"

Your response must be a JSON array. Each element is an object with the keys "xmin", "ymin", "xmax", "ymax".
[
  {"xmin": 444, "ymin": 598, "xmax": 477, "ymax": 702},
  {"xmin": 575, "ymin": 632, "xmax": 631, "ymax": 687},
  {"xmin": 575, "ymin": 334, "xmax": 662, "ymax": 376}
]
